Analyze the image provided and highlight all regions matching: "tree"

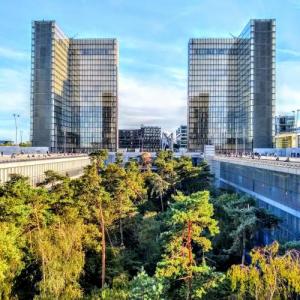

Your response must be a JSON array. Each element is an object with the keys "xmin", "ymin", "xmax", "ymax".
[
  {"xmin": 38, "ymin": 170, "xmax": 66, "ymax": 187},
  {"xmin": 19, "ymin": 141, "xmax": 32, "ymax": 147},
  {"xmin": 89, "ymin": 149, "xmax": 109, "ymax": 170},
  {"xmin": 175, "ymin": 157, "xmax": 211, "ymax": 194},
  {"xmin": 156, "ymin": 191, "xmax": 219, "ymax": 300},
  {"xmin": 137, "ymin": 212, "xmax": 162, "ymax": 274},
  {"xmin": 211, "ymin": 194, "xmax": 279, "ymax": 267},
  {"xmin": 154, "ymin": 151, "xmax": 177, "ymax": 190},
  {"xmin": 0, "ymin": 223, "xmax": 24, "ymax": 300},
  {"xmin": 130, "ymin": 268, "xmax": 165, "ymax": 300},
  {"xmin": 147, "ymin": 172, "xmax": 169, "ymax": 212},
  {"xmin": 229, "ymin": 241, "xmax": 300, "ymax": 299},
  {"xmin": 34, "ymin": 220, "xmax": 85, "ymax": 299},
  {"xmin": 104, "ymin": 164, "xmax": 135, "ymax": 247},
  {"xmin": 78, "ymin": 162, "xmax": 113, "ymax": 289}
]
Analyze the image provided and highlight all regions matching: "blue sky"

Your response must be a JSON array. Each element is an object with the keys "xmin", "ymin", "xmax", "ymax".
[{"xmin": 0, "ymin": 0, "xmax": 300, "ymax": 141}]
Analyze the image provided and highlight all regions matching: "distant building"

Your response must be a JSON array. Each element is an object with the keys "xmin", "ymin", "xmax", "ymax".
[
  {"xmin": 188, "ymin": 19, "xmax": 275, "ymax": 152},
  {"xmin": 119, "ymin": 129, "xmax": 140, "ymax": 151},
  {"xmin": 275, "ymin": 111, "xmax": 300, "ymax": 148},
  {"xmin": 176, "ymin": 125, "xmax": 187, "ymax": 149},
  {"xmin": 31, "ymin": 20, "xmax": 118, "ymax": 152},
  {"xmin": 275, "ymin": 111, "xmax": 300, "ymax": 134},
  {"xmin": 119, "ymin": 126, "xmax": 161, "ymax": 152},
  {"xmin": 275, "ymin": 132, "xmax": 300, "ymax": 148}
]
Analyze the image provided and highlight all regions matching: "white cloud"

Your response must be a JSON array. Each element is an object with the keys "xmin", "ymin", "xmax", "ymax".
[
  {"xmin": 0, "ymin": 68, "xmax": 30, "ymax": 141},
  {"xmin": 0, "ymin": 68, "xmax": 30, "ymax": 115},
  {"xmin": 277, "ymin": 60, "xmax": 300, "ymax": 114},
  {"xmin": 278, "ymin": 48, "xmax": 300, "ymax": 57},
  {"xmin": 0, "ymin": 47, "xmax": 28, "ymax": 61},
  {"xmin": 119, "ymin": 74, "xmax": 186, "ymax": 132}
]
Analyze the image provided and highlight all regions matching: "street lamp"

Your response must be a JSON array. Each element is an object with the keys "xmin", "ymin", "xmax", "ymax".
[{"xmin": 12, "ymin": 114, "xmax": 20, "ymax": 145}]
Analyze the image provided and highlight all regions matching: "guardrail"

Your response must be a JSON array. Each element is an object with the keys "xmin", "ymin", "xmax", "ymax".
[
  {"xmin": 0, "ymin": 153, "xmax": 88, "ymax": 164},
  {"xmin": 214, "ymin": 155, "xmax": 300, "ymax": 170}
]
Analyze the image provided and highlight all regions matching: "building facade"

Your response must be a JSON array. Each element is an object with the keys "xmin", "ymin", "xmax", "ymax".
[
  {"xmin": 119, "ymin": 126, "xmax": 161, "ymax": 152},
  {"xmin": 274, "ymin": 111, "xmax": 300, "ymax": 149},
  {"xmin": 188, "ymin": 19, "xmax": 275, "ymax": 152},
  {"xmin": 275, "ymin": 111, "xmax": 300, "ymax": 134},
  {"xmin": 31, "ymin": 21, "xmax": 118, "ymax": 152},
  {"xmin": 176, "ymin": 125, "xmax": 188, "ymax": 149},
  {"xmin": 119, "ymin": 129, "xmax": 141, "ymax": 151}
]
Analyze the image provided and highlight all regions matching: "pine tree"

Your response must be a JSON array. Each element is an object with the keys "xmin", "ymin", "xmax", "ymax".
[{"xmin": 156, "ymin": 191, "xmax": 219, "ymax": 300}]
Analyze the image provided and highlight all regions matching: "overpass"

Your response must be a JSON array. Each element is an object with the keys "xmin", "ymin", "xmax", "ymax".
[
  {"xmin": 0, "ymin": 154, "xmax": 90, "ymax": 185},
  {"xmin": 208, "ymin": 155, "xmax": 300, "ymax": 240}
]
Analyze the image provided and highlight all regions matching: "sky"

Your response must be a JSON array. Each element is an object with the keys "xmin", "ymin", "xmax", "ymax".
[{"xmin": 0, "ymin": 0, "xmax": 300, "ymax": 142}]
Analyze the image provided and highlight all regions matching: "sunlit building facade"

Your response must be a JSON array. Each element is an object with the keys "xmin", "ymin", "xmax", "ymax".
[
  {"xmin": 31, "ymin": 21, "xmax": 118, "ymax": 152},
  {"xmin": 188, "ymin": 19, "xmax": 275, "ymax": 152}
]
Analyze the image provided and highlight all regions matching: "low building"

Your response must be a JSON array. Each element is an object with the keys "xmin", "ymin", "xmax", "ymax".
[
  {"xmin": 119, "ymin": 126, "xmax": 161, "ymax": 152},
  {"xmin": 275, "ymin": 111, "xmax": 300, "ymax": 134},
  {"xmin": 176, "ymin": 125, "xmax": 187, "ymax": 149},
  {"xmin": 119, "ymin": 129, "xmax": 140, "ymax": 151},
  {"xmin": 275, "ymin": 111, "xmax": 300, "ymax": 149},
  {"xmin": 275, "ymin": 132, "xmax": 300, "ymax": 148}
]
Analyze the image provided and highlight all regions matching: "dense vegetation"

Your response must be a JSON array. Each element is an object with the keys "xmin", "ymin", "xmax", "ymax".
[{"xmin": 0, "ymin": 150, "xmax": 299, "ymax": 299}]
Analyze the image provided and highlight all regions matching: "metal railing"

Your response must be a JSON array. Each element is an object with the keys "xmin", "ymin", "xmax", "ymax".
[
  {"xmin": 0, "ymin": 153, "xmax": 89, "ymax": 164},
  {"xmin": 214, "ymin": 154, "xmax": 300, "ymax": 169}
]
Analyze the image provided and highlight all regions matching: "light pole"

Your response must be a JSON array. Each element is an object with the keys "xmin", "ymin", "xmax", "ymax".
[
  {"xmin": 63, "ymin": 127, "xmax": 66, "ymax": 153},
  {"xmin": 13, "ymin": 114, "xmax": 20, "ymax": 145}
]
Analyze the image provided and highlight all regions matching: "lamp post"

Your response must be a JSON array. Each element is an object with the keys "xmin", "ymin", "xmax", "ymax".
[
  {"xmin": 13, "ymin": 114, "xmax": 20, "ymax": 145},
  {"xmin": 63, "ymin": 127, "xmax": 66, "ymax": 153}
]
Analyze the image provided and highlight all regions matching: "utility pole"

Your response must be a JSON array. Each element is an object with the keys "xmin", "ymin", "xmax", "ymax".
[
  {"xmin": 13, "ymin": 114, "xmax": 20, "ymax": 145},
  {"xmin": 20, "ymin": 130, "xmax": 23, "ymax": 145}
]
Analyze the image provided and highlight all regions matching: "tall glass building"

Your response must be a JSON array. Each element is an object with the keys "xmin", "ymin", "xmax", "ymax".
[
  {"xmin": 31, "ymin": 21, "xmax": 118, "ymax": 152},
  {"xmin": 188, "ymin": 19, "xmax": 275, "ymax": 152}
]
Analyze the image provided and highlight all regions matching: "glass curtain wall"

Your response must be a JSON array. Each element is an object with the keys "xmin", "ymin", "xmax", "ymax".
[
  {"xmin": 187, "ymin": 19, "xmax": 275, "ymax": 153},
  {"xmin": 31, "ymin": 21, "xmax": 118, "ymax": 152}
]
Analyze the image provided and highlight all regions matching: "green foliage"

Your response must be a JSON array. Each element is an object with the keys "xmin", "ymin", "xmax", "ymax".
[
  {"xmin": 210, "ymin": 193, "xmax": 280, "ymax": 268},
  {"xmin": 0, "ymin": 153, "xmax": 295, "ymax": 300},
  {"xmin": 0, "ymin": 223, "xmax": 24, "ymax": 300},
  {"xmin": 130, "ymin": 268, "xmax": 165, "ymax": 300},
  {"xmin": 156, "ymin": 191, "xmax": 219, "ymax": 299},
  {"xmin": 19, "ymin": 141, "xmax": 32, "ymax": 147},
  {"xmin": 175, "ymin": 157, "xmax": 211, "ymax": 194},
  {"xmin": 229, "ymin": 241, "xmax": 300, "ymax": 299},
  {"xmin": 33, "ymin": 221, "xmax": 84, "ymax": 299}
]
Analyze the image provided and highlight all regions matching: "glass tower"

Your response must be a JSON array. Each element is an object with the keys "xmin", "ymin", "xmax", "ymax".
[
  {"xmin": 31, "ymin": 21, "xmax": 118, "ymax": 152},
  {"xmin": 188, "ymin": 19, "xmax": 275, "ymax": 152}
]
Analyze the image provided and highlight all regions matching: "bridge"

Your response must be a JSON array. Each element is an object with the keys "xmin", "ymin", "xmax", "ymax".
[
  {"xmin": 0, "ymin": 154, "xmax": 90, "ymax": 185},
  {"xmin": 208, "ymin": 155, "xmax": 300, "ymax": 240}
]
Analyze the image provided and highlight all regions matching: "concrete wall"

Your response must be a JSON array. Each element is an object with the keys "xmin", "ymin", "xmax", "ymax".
[
  {"xmin": 209, "ymin": 156, "xmax": 300, "ymax": 241},
  {"xmin": 0, "ymin": 156, "xmax": 90, "ymax": 185}
]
